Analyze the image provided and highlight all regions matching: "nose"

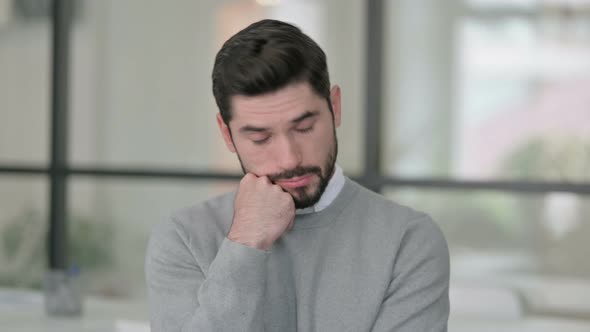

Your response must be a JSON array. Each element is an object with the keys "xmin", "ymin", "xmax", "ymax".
[{"xmin": 275, "ymin": 135, "xmax": 302, "ymax": 171}]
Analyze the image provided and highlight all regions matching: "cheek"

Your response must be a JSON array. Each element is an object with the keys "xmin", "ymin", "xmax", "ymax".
[
  {"xmin": 234, "ymin": 140, "xmax": 274, "ymax": 172},
  {"xmin": 304, "ymin": 127, "xmax": 334, "ymax": 161},
  {"xmin": 232, "ymin": 139, "xmax": 254, "ymax": 162}
]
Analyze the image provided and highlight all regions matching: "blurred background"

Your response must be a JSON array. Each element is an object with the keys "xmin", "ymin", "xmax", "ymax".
[{"xmin": 1, "ymin": 0, "xmax": 590, "ymax": 331}]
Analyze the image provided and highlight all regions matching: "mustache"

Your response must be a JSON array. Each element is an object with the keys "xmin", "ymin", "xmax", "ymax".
[{"xmin": 268, "ymin": 166, "xmax": 322, "ymax": 182}]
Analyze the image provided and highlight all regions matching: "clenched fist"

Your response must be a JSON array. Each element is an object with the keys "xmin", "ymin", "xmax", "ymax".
[{"xmin": 227, "ymin": 173, "xmax": 295, "ymax": 251}]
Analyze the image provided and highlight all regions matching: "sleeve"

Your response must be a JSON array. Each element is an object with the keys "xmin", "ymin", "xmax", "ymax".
[
  {"xmin": 145, "ymin": 218, "xmax": 269, "ymax": 332},
  {"xmin": 370, "ymin": 215, "xmax": 450, "ymax": 332}
]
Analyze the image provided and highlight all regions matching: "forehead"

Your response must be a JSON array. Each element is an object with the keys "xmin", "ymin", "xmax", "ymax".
[{"xmin": 230, "ymin": 82, "xmax": 326, "ymax": 125}]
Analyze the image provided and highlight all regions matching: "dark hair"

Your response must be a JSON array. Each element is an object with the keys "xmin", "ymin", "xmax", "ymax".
[{"xmin": 212, "ymin": 19, "xmax": 332, "ymax": 125}]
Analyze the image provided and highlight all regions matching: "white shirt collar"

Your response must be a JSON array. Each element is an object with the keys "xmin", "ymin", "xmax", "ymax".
[{"xmin": 295, "ymin": 164, "xmax": 345, "ymax": 215}]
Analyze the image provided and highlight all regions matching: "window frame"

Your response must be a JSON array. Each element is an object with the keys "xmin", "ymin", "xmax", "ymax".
[{"xmin": 0, "ymin": 0, "xmax": 588, "ymax": 270}]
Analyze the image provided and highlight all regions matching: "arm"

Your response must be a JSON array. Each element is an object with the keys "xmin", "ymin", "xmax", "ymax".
[
  {"xmin": 145, "ymin": 219, "xmax": 269, "ymax": 332},
  {"xmin": 371, "ymin": 215, "xmax": 450, "ymax": 332}
]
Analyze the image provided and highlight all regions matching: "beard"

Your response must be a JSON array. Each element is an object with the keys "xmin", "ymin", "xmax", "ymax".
[{"xmin": 235, "ymin": 134, "xmax": 338, "ymax": 209}]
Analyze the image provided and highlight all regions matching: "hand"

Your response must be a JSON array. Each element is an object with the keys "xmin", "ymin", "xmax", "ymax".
[{"xmin": 227, "ymin": 173, "xmax": 295, "ymax": 251}]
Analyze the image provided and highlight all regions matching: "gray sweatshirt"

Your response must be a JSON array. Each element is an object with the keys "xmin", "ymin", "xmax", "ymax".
[{"xmin": 146, "ymin": 178, "xmax": 449, "ymax": 332}]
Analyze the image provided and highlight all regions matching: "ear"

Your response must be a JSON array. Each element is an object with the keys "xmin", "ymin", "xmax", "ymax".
[
  {"xmin": 330, "ymin": 85, "xmax": 342, "ymax": 128},
  {"xmin": 216, "ymin": 113, "xmax": 236, "ymax": 153}
]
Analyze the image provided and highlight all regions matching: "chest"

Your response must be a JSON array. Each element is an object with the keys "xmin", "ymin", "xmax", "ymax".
[{"xmin": 263, "ymin": 228, "xmax": 395, "ymax": 332}]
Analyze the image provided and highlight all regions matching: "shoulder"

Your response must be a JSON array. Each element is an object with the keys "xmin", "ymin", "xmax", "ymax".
[
  {"xmin": 171, "ymin": 191, "xmax": 235, "ymax": 231},
  {"xmin": 345, "ymin": 179, "xmax": 447, "ymax": 247},
  {"xmin": 346, "ymin": 179, "xmax": 430, "ymax": 226},
  {"xmin": 149, "ymin": 191, "xmax": 236, "ymax": 256}
]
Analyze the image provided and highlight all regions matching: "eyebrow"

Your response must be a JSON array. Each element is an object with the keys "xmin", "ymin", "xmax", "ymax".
[
  {"xmin": 238, "ymin": 110, "xmax": 320, "ymax": 133},
  {"xmin": 291, "ymin": 110, "xmax": 319, "ymax": 124},
  {"xmin": 239, "ymin": 125, "xmax": 270, "ymax": 133}
]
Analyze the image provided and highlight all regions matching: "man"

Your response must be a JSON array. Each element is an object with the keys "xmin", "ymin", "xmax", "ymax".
[{"xmin": 146, "ymin": 19, "xmax": 449, "ymax": 332}]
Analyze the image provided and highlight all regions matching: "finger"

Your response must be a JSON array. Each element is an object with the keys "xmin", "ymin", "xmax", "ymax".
[
  {"xmin": 241, "ymin": 173, "xmax": 255, "ymax": 184},
  {"xmin": 258, "ymin": 175, "xmax": 271, "ymax": 185}
]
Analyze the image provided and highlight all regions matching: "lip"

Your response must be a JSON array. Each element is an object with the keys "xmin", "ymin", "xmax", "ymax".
[{"xmin": 275, "ymin": 174, "xmax": 314, "ymax": 189}]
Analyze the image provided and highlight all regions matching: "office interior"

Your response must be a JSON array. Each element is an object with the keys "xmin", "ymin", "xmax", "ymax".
[{"xmin": 1, "ymin": 0, "xmax": 590, "ymax": 331}]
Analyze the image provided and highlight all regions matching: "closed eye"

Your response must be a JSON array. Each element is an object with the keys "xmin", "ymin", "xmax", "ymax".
[
  {"xmin": 295, "ymin": 126, "xmax": 313, "ymax": 133},
  {"xmin": 252, "ymin": 137, "xmax": 270, "ymax": 145}
]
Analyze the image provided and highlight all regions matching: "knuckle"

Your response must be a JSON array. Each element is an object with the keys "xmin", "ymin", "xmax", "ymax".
[{"xmin": 282, "ymin": 194, "xmax": 294, "ymax": 206}]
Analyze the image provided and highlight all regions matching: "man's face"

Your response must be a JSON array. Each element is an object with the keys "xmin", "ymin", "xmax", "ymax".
[{"xmin": 217, "ymin": 82, "xmax": 342, "ymax": 209}]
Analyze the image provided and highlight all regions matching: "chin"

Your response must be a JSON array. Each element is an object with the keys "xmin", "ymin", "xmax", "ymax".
[{"xmin": 290, "ymin": 184, "xmax": 323, "ymax": 209}]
